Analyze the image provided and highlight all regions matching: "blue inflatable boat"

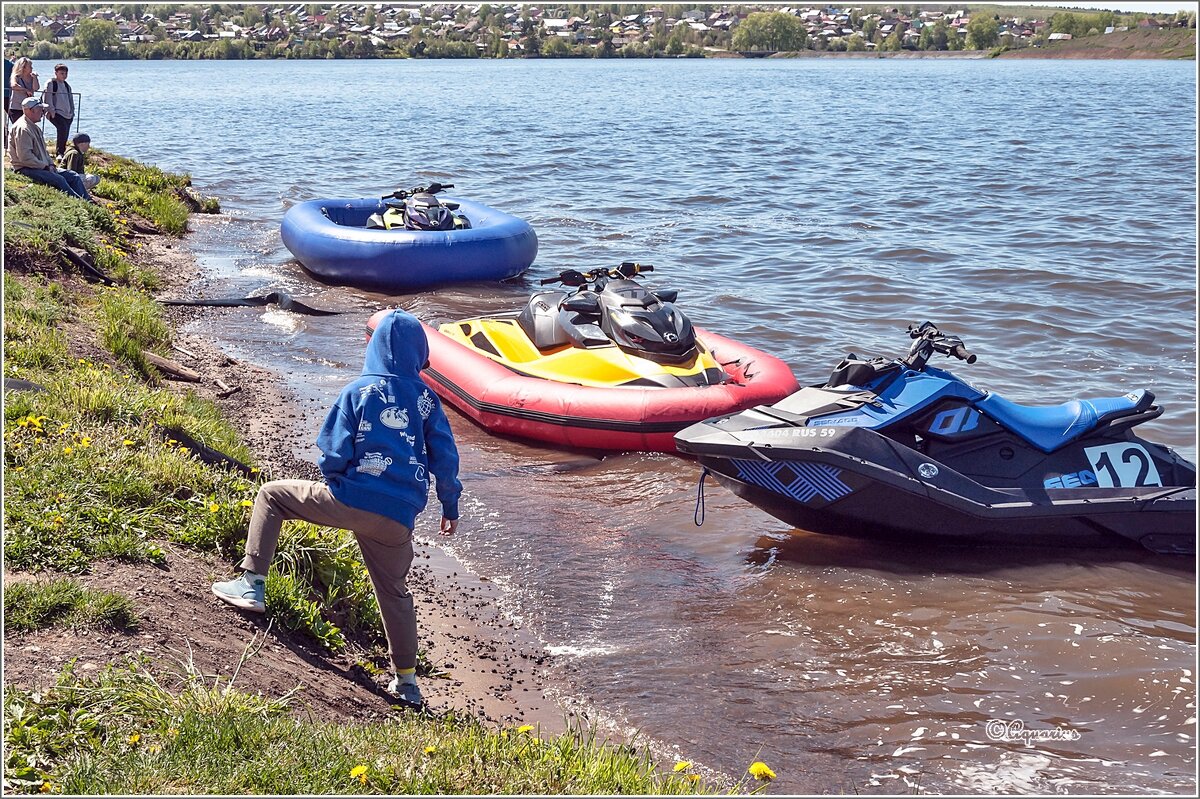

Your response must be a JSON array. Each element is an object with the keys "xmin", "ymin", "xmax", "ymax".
[{"xmin": 280, "ymin": 197, "xmax": 538, "ymax": 291}]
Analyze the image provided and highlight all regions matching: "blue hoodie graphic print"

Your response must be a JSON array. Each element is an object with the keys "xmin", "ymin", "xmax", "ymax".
[{"xmin": 317, "ymin": 310, "xmax": 462, "ymax": 529}]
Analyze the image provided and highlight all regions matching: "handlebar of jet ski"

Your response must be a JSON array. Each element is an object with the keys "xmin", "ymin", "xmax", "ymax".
[
  {"xmin": 382, "ymin": 183, "xmax": 454, "ymax": 200},
  {"xmin": 952, "ymin": 344, "xmax": 977, "ymax": 364}
]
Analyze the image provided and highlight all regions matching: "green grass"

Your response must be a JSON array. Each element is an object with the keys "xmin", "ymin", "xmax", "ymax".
[
  {"xmin": 3, "ymin": 579, "xmax": 138, "ymax": 634},
  {"xmin": 96, "ymin": 286, "xmax": 172, "ymax": 377},
  {"xmin": 3, "ymin": 144, "xmax": 201, "ymax": 288},
  {"xmin": 2, "ymin": 277, "xmax": 72, "ymax": 372},
  {"xmin": 88, "ymin": 149, "xmax": 199, "ymax": 236},
  {"xmin": 265, "ymin": 522, "xmax": 384, "ymax": 652},
  {"xmin": 3, "ymin": 661, "xmax": 709, "ymax": 795},
  {"xmin": 2, "ymin": 172, "xmax": 126, "ymax": 269},
  {"xmin": 4, "ymin": 271, "xmax": 257, "ymax": 572},
  {"xmin": 3, "ymin": 269, "xmax": 397, "ymax": 655}
]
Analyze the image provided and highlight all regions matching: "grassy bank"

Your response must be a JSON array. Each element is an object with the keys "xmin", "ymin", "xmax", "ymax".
[
  {"xmin": 998, "ymin": 27, "xmax": 1195, "ymax": 59},
  {"xmin": 2, "ymin": 152, "xmax": 722, "ymax": 795},
  {"xmin": 4, "ymin": 149, "xmax": 215, "ymax": 288},
  {"xmin": 3, "ymin": 660, "xmax": 709, "ymax": 795}
]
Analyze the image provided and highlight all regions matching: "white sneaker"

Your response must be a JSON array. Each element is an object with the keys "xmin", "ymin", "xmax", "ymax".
[
  {"xmin": 211, "ymin": 573, "xmax": 265, "ymax": 613},
  {"xmin": 387, "ymin": 676, "xmax": 425, "ymax": 709}
]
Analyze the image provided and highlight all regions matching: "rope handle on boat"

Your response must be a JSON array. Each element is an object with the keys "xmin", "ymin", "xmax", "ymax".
[{"xmin": 694, "ymin": 467, "xmax": 710, "ymax": 526}]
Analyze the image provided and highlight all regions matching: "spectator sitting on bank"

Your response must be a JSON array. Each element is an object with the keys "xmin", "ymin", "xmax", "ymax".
[
  {"xmin": 41, "ymin": 63, "xmax": 75, "ymax": 159},
  {"xmin": 61, "ymin": 132, "xmax": 99, "ymax": 191},
  {"xmin": 7, "ymin": 97, "xmax": 94, "ymax": 203}
]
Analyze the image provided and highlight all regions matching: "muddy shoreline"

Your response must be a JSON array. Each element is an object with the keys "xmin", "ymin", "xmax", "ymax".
[{"xmin": 4, "ymin": 215, "xmax": 568, "ymax": 733}]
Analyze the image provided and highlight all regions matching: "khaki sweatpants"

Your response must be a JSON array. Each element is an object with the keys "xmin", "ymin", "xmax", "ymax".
[{"xmin": 239, "ymin": 479, "xmax": 416, "ymax": 672}]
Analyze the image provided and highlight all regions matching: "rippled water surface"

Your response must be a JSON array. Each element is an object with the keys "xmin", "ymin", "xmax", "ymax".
[{"xmin": 64, "ymin": 58, "xmax": 1195, "ymax": 793}]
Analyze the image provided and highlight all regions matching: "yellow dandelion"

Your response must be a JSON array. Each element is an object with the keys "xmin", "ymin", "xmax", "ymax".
[
  {"xmin": 63, "ymin": 446, "xmax": 73, "ymax": 455},
  {"xmin": 39, "ymin": 782, "xmax": 52, "ymax": 794},
  {"xmin": 123, "ymin": 439, "xmax": 136, "ymax": 446},
  {"xmin": 79, "ymin": 437, "xmax": 92, "ymax": 448},
  {"xmin": 674, "ymin": 761, "xmax": 691, "ymax": 773},
  {"xmin": 209, "ymin": 503, "xmax": 221, "ymax": 513},
  {"xmin": 52, "ymin": 515, "xmax": 64, "ymax": 525},
  {"xmin": 687, "ymin": 774, "xmax": 701, "ymax": 783},
  {"xmin": 178, "ymin": 446, "xmax": 190, "ymax": 453},
  {"xmin": 424, "ymin": 745, "xmax": 437, "ymax": 754},
  {"xmin": 166, "ymin": 439, "xmax": 178, "ymax": 445},
  {"xmin": 349, "ymin": 764, "xmax": 368, "ymax": 785},
  {"xmin": 128, "ymin": 733, "xmax": 141, "ymax": 746},
  {"xmin": 250, "ymin": 467, "xmax": 260, "ymax": 474},
  {"xmin": 57, "ymin": 423, "xmax": 70, "ymax": 434},
  {"xmin": 166, "ymin": 727, "xmax": 179, "ymax": 739},
  {"xmin": 239, "ymin": 499, "xmax": 253, "ymax": 507},
  {"xmin": 56, "ymin": 493, "xmax": 66, "ymax": 501},
  {"xmin": 517, "ymin": 724, "xmax": 535, "ymax": 734},
  {"xmin": 748, "ymin": 761, "xmax": 775, "ymax": 781},
  {"xmin": 147, "ymin": 744, "xmax": 162, "ymax": 754}
]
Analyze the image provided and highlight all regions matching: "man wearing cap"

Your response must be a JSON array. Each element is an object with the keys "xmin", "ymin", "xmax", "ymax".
[
  {"xmin": 7, "ymin": 96, "xmax": 92, "ymax": 202},
  {"xmin": 61, "ymin": 132, "xmax": 99, "ymax": 191}
]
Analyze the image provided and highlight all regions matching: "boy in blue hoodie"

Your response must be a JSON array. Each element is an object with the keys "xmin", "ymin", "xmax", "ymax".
[{"xmin": 212, "ymin": 310, "xmax": 462, "ymax": 708}]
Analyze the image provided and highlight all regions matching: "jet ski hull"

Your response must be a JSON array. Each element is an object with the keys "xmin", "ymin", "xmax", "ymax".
[{"xmin": 678, "ymin": 424, "xmax": 1196, "ymax": 555}]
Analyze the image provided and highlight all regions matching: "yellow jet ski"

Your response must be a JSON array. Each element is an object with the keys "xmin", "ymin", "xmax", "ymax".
[
  {"xmin": 400, "ymin": 262, "xmax": 800, "ymax": 451},
  {"xmin": 439, "ymin": 263, "xmax": 727, "ymax": 388}
]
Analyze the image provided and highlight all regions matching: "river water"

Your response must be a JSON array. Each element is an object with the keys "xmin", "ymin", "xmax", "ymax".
[{"xmin": 61, "ymin": 58, "xmax": 1196, "ymax": 793}]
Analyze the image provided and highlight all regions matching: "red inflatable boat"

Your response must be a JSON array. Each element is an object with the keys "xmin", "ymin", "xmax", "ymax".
[{"xmin": 417, "ymin": 322, "xmax": 797, "ymax": 452}]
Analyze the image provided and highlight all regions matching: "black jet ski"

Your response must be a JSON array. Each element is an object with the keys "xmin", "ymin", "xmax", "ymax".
[
  {"xmin": 675, "ymin": 322, "xmax": 1196, "ymax": 555},
  {"xmin": 367, "ymin": 182, "xmax": 471, "ymax": 231}
]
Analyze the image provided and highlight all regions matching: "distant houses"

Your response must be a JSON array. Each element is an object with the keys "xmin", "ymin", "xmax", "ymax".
[{"xmin": 1, "ymin": 3, "xmax": 1187, "ymax": 56}]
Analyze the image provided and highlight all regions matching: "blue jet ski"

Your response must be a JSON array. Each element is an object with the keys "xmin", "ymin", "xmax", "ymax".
[{"xmin": 675, "ymin": 322, "xmax": 1196, "ymax": 555}]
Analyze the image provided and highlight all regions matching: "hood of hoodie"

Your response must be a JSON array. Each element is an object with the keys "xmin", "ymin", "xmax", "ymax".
[{"xmin": 362, "ymin": 310, "xmax": 429, "ymax": 379}]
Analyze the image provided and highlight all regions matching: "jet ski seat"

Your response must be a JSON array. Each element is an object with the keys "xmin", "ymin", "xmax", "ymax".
[{"xmin": 977, "ymin": 389, "xmax": 1152, "ymax": 453}]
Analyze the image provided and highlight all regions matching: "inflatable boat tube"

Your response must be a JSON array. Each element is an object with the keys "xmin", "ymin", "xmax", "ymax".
[
  {"xmin": 281, "ymin": 197, "xmax": 537, "ymax": 292},
  {"xmin": 417, "ymin": 322, "xmax": 800, "ymax": 453}
]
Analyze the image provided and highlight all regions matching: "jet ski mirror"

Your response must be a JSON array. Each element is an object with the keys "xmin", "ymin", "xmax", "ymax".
[
  {"xmin": 905, "ymin": 321, "xmax": 977, "ymax": 370},
  {"xmin": 654, "ymin": 289, "xmax": 678, "ymax": 304},
  {"xmin": 561, "ymin": 293, "xmax": 601, "ymax": 315},
  {"xmin": 615, "ymin": 262, "xmax": 652, "ymax": 278}
]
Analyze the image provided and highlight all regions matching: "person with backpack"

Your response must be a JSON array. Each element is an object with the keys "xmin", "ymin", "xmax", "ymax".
[{"xmin": 42, "ymin": 63, "xmax": 75, "ymax": 158}]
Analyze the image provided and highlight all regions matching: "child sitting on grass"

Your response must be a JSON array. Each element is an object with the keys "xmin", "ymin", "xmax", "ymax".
[
  {"xmin": 60, "ymin": 132, "xmax": 99, "ymax": 191},
  {"xmin": 212, "ymin": 310, "xmax": 462, "ymax": 709}
]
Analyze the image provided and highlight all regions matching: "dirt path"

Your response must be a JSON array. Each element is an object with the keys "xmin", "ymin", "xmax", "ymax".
[{"xmin": 3, "ymin": 544, "xmax": 562, "ymax": 728}]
